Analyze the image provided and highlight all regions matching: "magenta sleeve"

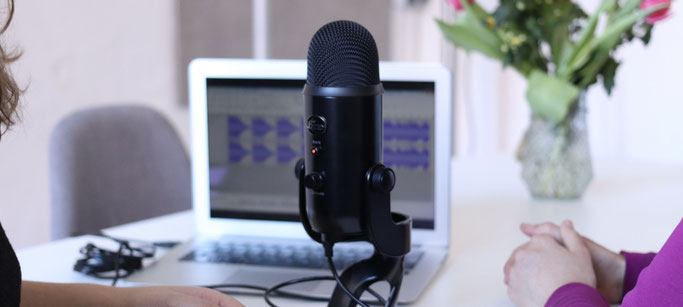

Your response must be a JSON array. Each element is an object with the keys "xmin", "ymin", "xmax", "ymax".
[
  {"xmin": 621, "ymin": 219, "xmax": 683, "ymax": 306},
  {"xmin": 545, "ymin": 283, "xmax": 609, "ymax": 307},
  {"xmin": 619, "ymin": 251, "xmax": 656, "ymax": 298}
]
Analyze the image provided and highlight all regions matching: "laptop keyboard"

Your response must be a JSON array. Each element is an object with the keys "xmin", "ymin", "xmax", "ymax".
[{"xmin": 179, "ymin": 240, "xmax": 424, "ymax": 273}]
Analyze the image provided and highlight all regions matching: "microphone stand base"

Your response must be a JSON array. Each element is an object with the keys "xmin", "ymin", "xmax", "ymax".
[{"xmin": 329, "ymin": 251, "xmax": 404, "ymax": 307}]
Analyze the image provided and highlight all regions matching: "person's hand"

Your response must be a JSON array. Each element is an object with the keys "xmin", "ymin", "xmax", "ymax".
[
  {"xmin": 519, "ymin": 221, "xmax": 626, "ymax": 303},
  {"xmin": 504, "ymin": 220, "xmax": 597, "ymax": 307},
  {"xmin": 20, "ymin": 281, "xmax": 243, "ymax": 307},
  {"xmin": 120, "ymin": 286, "xmax": 244, "ymax": 307}
]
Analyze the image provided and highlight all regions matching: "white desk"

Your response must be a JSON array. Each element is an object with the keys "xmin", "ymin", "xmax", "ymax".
[{"xmin": 18, "ymin": 157, "xmax": 683, "ymax": 306}]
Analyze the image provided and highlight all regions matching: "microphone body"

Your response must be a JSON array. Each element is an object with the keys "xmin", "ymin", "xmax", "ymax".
[
  {"xmin": 303, "ymin": 85, "xmax": 384, "ymax": 243},
  {"xmin": 296, "ymin": 20, "xmax": 411, "ymax": 306}
]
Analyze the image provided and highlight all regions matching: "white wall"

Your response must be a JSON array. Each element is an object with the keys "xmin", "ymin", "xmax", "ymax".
[{"xmin": 0, "ymin": 1, "xmax": 188, "ymax": 248}]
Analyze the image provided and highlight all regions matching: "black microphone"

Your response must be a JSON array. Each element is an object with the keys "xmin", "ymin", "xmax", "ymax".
[
  {"xmin": 302, "ymin": 20, "xmax": 384, "ymax": 245},
  {"xmin": 296, "ymin": 20, "xmax": 410, "ymax": 258},
  {"xmin": 295, "ymin": 20, "xmax": 411, "ymax": 307}
]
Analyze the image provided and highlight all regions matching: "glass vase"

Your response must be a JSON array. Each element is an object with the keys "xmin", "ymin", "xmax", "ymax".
[{"xmin": 517, "ymin": 93, "xmax": 593, "ymax": 199}]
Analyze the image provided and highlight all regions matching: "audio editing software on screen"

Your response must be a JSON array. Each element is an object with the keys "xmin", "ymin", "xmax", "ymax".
[{"xmin": 206, "ymin": 79, "xmax": 436, "ymax": 229}]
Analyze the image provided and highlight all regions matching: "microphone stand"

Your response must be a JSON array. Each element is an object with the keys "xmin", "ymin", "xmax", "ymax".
[
  {"xmin": 329, "ymin": 252, "xmax": 404, "ymax": 307},
  {"xmin": 296, "ymin": 160, "xmax": 412, "ymax": 307}
]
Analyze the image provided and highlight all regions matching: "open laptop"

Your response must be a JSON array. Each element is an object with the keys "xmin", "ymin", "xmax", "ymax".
[{"xmin": 127, "ymin": 59, "xmax": 452, "ymax": 304}]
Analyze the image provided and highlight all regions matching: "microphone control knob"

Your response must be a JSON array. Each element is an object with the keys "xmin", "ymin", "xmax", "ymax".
[
  {"xmin": 304, "ymin": 172, "xmax": 325, "ymax": 191},
  {"xmin": 294, "ymin": 158, "xmax": 305, "ymax": 180},
  {"xmin": 306, "ymin": 116, "xmax": 327, "ymax": 135},
  {"xmin": 371, "ymin": 166, "xmax": 396, "ymax": 193}
]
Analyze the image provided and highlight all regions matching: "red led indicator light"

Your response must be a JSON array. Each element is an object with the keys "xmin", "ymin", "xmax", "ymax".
[{"xmin": 311, "ymin": 148, "xmax": 317, "ymax": 154}]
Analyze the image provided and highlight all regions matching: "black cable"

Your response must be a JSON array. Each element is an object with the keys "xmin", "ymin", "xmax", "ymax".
[
  {"xmin": 81, "ymin": 233, "xmax": 390, "ymax": 305},
  {"xmin": 206, "ymin": 284, "xmax": 268, "ymax": 292},
  {"xmin": 384, "ymin": 286, "xmax": 398, "ymax": 307},
  {"xmin": 74, "ymin": 233, "xmax": 171, "ymax": 286},
  {"xmin": 264, "ymin": 276, "xmax": 332, "ymax": 306},
  {"xmin": 264, "ymin": 275, "xmax": 385, "ymax": 307},
  {"xmin": 111, "ymin": 243, "xmax": 123, "ymax": 286},
  {"xmin": 208, "ymin": 283, "xmax": 326, "ymax": 301},
  {"xmin": 365, "ymin": 288, "xmax": 387, "ymax": 306},
  {"xmin": 206, "ymin": 279, "xmax": 386, "ymax": 306},
  {"xmin": 326, "ymin": 256, "xmax": 370, "ymax": 307}
]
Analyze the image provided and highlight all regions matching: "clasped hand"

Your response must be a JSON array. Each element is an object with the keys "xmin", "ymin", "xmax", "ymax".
[{"xmin": 504, "ymin": 220, "xmax": 625, "ymax": 307}]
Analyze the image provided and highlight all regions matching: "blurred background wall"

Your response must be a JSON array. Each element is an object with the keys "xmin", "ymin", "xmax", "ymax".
[
  {"xmin": 0, "ymin": 0, "xmax": 680, "ymax": 248},
  {"xmin": 0, "ymin": 1, "xmax": 184, "ymax": 248}
]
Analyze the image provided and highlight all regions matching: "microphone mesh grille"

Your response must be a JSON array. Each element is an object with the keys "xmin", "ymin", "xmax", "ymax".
[{"xmin": 306, "ymin": 20, "xmax": 380, "ymax": 87}]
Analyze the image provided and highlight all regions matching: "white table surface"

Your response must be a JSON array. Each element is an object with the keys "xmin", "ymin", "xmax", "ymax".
[{"xmin": 18, "ymin": 156, "xmax": 683, "ymax": 306}]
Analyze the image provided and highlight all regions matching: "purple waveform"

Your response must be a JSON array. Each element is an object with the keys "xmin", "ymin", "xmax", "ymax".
[
  {"xmin": 383, "ymin": 148, "xmax": 429, "ymax": 169},
  {"xmin": 383, "ymin": 121, "xmax": 429, "ymax": 141},
  {"xmin": 228, "ymin": 116, "xmax": 248, "ymax": 137},
  {"xmin": 277, "ymin": 145, "xmax": 300, "ymax": 164},
  {"xmin": 209, "ymin": 166, "xmax": 229, "ymax": 186},
  {"xmin": 252, "ymin": 144, "xmax": 272, "ymax": 163},
  {"xmin": 252, "ymin": 118, "xmax": 272, "ymax": 137},
  {"xmin": 384, "ymin": 121, "xmax": 396, "ymax": 140},
  {"xmin": 228, "ymin": 142, "xmax": 249, "ymax": 163},
  {"xmin": 276, "ymin": 118, "xmax": 299, "ymax": 137}
]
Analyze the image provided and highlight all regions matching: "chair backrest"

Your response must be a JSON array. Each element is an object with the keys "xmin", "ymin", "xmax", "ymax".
[{"xmin": 49, "ymin": 105, "xmax": 191, "ymax": 240}]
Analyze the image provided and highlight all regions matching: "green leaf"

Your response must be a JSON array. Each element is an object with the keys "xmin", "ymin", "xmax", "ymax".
[
  {"xmin": 523, "ymin": 15, "xmax": 544, "ymax": 40},
  {"xmin": 596, "ymin": 3, "xmax": 666, "ymax": 48},
  {"xmin": 569, "ymin": 3, "xmax": 666, "ymax": 86},
  {"xmin": 557, "ymin": 40, "xmax": 575, "ymax": 72},
  {"xmin": 577, "ymin": 35, "xmax": 620, "ymax": 88},
  {"xmin": 640, "ymin": 24, "xmax": 653, "ymax": 45},
  {"xmin": 558, "ymin": 0, "xmax": 616, "ymax": 79},
  {"xmin": 492, "ymin": 0, "xmax": 519, "ymax": 27},
  {"xmin": 526, "ymin": 70, "xmax": 580, "ymax": 124},
  {"xmin": 615, "ymin": 0, "xmax": 643, "ymax": 20},
  {"xmin": 576, "ymin": 4, "xmax": 665, "ymax": 88},
  {"xmin": 550, "ymin": 28, "xmax": 569, "ymax": 66},
  {"xmin": 465, "ymin": 2, "xmax": 492, "ymax": 22},
  {"xmin": 436, "ymin": 17, "xmax": 503, "ymax": 61},
  {"xmin": 599, "ymin": 57, "xmax": 619, "ymax": 95}
]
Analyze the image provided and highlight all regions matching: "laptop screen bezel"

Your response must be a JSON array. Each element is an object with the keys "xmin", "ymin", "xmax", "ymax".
[{"xmin": 189, "ymin": 59, "xmax": 451, "ymax": 247}]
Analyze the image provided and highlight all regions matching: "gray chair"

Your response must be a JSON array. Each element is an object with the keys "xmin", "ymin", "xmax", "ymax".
[{"xmin": 49, "ymin": 105, "xmax": 191, "ymax": 240}]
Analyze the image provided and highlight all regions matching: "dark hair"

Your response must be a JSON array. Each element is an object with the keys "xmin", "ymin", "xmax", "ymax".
[{"xmin": 0, "ymin": 0, "xmax": 20, "ymax": 139}]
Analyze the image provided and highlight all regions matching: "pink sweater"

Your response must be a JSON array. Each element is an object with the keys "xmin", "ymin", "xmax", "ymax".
[{"xmin": 546, "ymin": 219, "xmax": 683, "ymax": 306}]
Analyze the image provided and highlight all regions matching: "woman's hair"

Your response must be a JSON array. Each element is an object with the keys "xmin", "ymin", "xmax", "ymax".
[{"xmin": 0, "ymin": 0, "xmax": 20, "ymax": 139}]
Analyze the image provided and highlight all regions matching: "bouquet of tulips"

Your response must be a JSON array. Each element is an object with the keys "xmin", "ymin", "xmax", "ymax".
[{"xmin": 439, "ymin": 0, "xmax": 672, "ymax": 125}]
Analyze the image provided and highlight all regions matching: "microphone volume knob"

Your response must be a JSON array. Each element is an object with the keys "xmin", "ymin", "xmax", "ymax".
[
  {"xmin": 304, "ymin": 172, "xmax": 325, "ymax": 191},
  {"xmin": 371, "ymin": 166, "xmax": 396, "ymax": 193}
]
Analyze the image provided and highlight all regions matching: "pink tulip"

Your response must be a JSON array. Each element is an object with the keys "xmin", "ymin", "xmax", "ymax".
[
  {"xmin": 447, "ymin": 0, "xmax": 474, "ymax": 11},
  {"xmin": 641, "ymin": 0, "xmax": 672, "ymax": 24}
]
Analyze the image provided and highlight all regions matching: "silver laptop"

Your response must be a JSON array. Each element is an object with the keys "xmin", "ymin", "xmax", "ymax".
[{"xmin": 127, "ymin": 59, "xmax": 452, "ymax": 304}]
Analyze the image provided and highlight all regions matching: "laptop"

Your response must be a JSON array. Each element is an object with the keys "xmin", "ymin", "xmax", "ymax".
[{"xmin": 127, "ymin": 59, "xmax": 452, "ymax": 304}]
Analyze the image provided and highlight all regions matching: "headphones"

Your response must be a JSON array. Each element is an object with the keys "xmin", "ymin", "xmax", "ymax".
[{"xmin": 73, "ymin": 234, "xmax": 156, "ymax": 285}]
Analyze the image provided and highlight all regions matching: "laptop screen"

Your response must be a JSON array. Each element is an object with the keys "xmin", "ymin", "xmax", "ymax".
[{"xmin": 206, "ymin": 78, "xmax": 435, "ymax": 229}]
